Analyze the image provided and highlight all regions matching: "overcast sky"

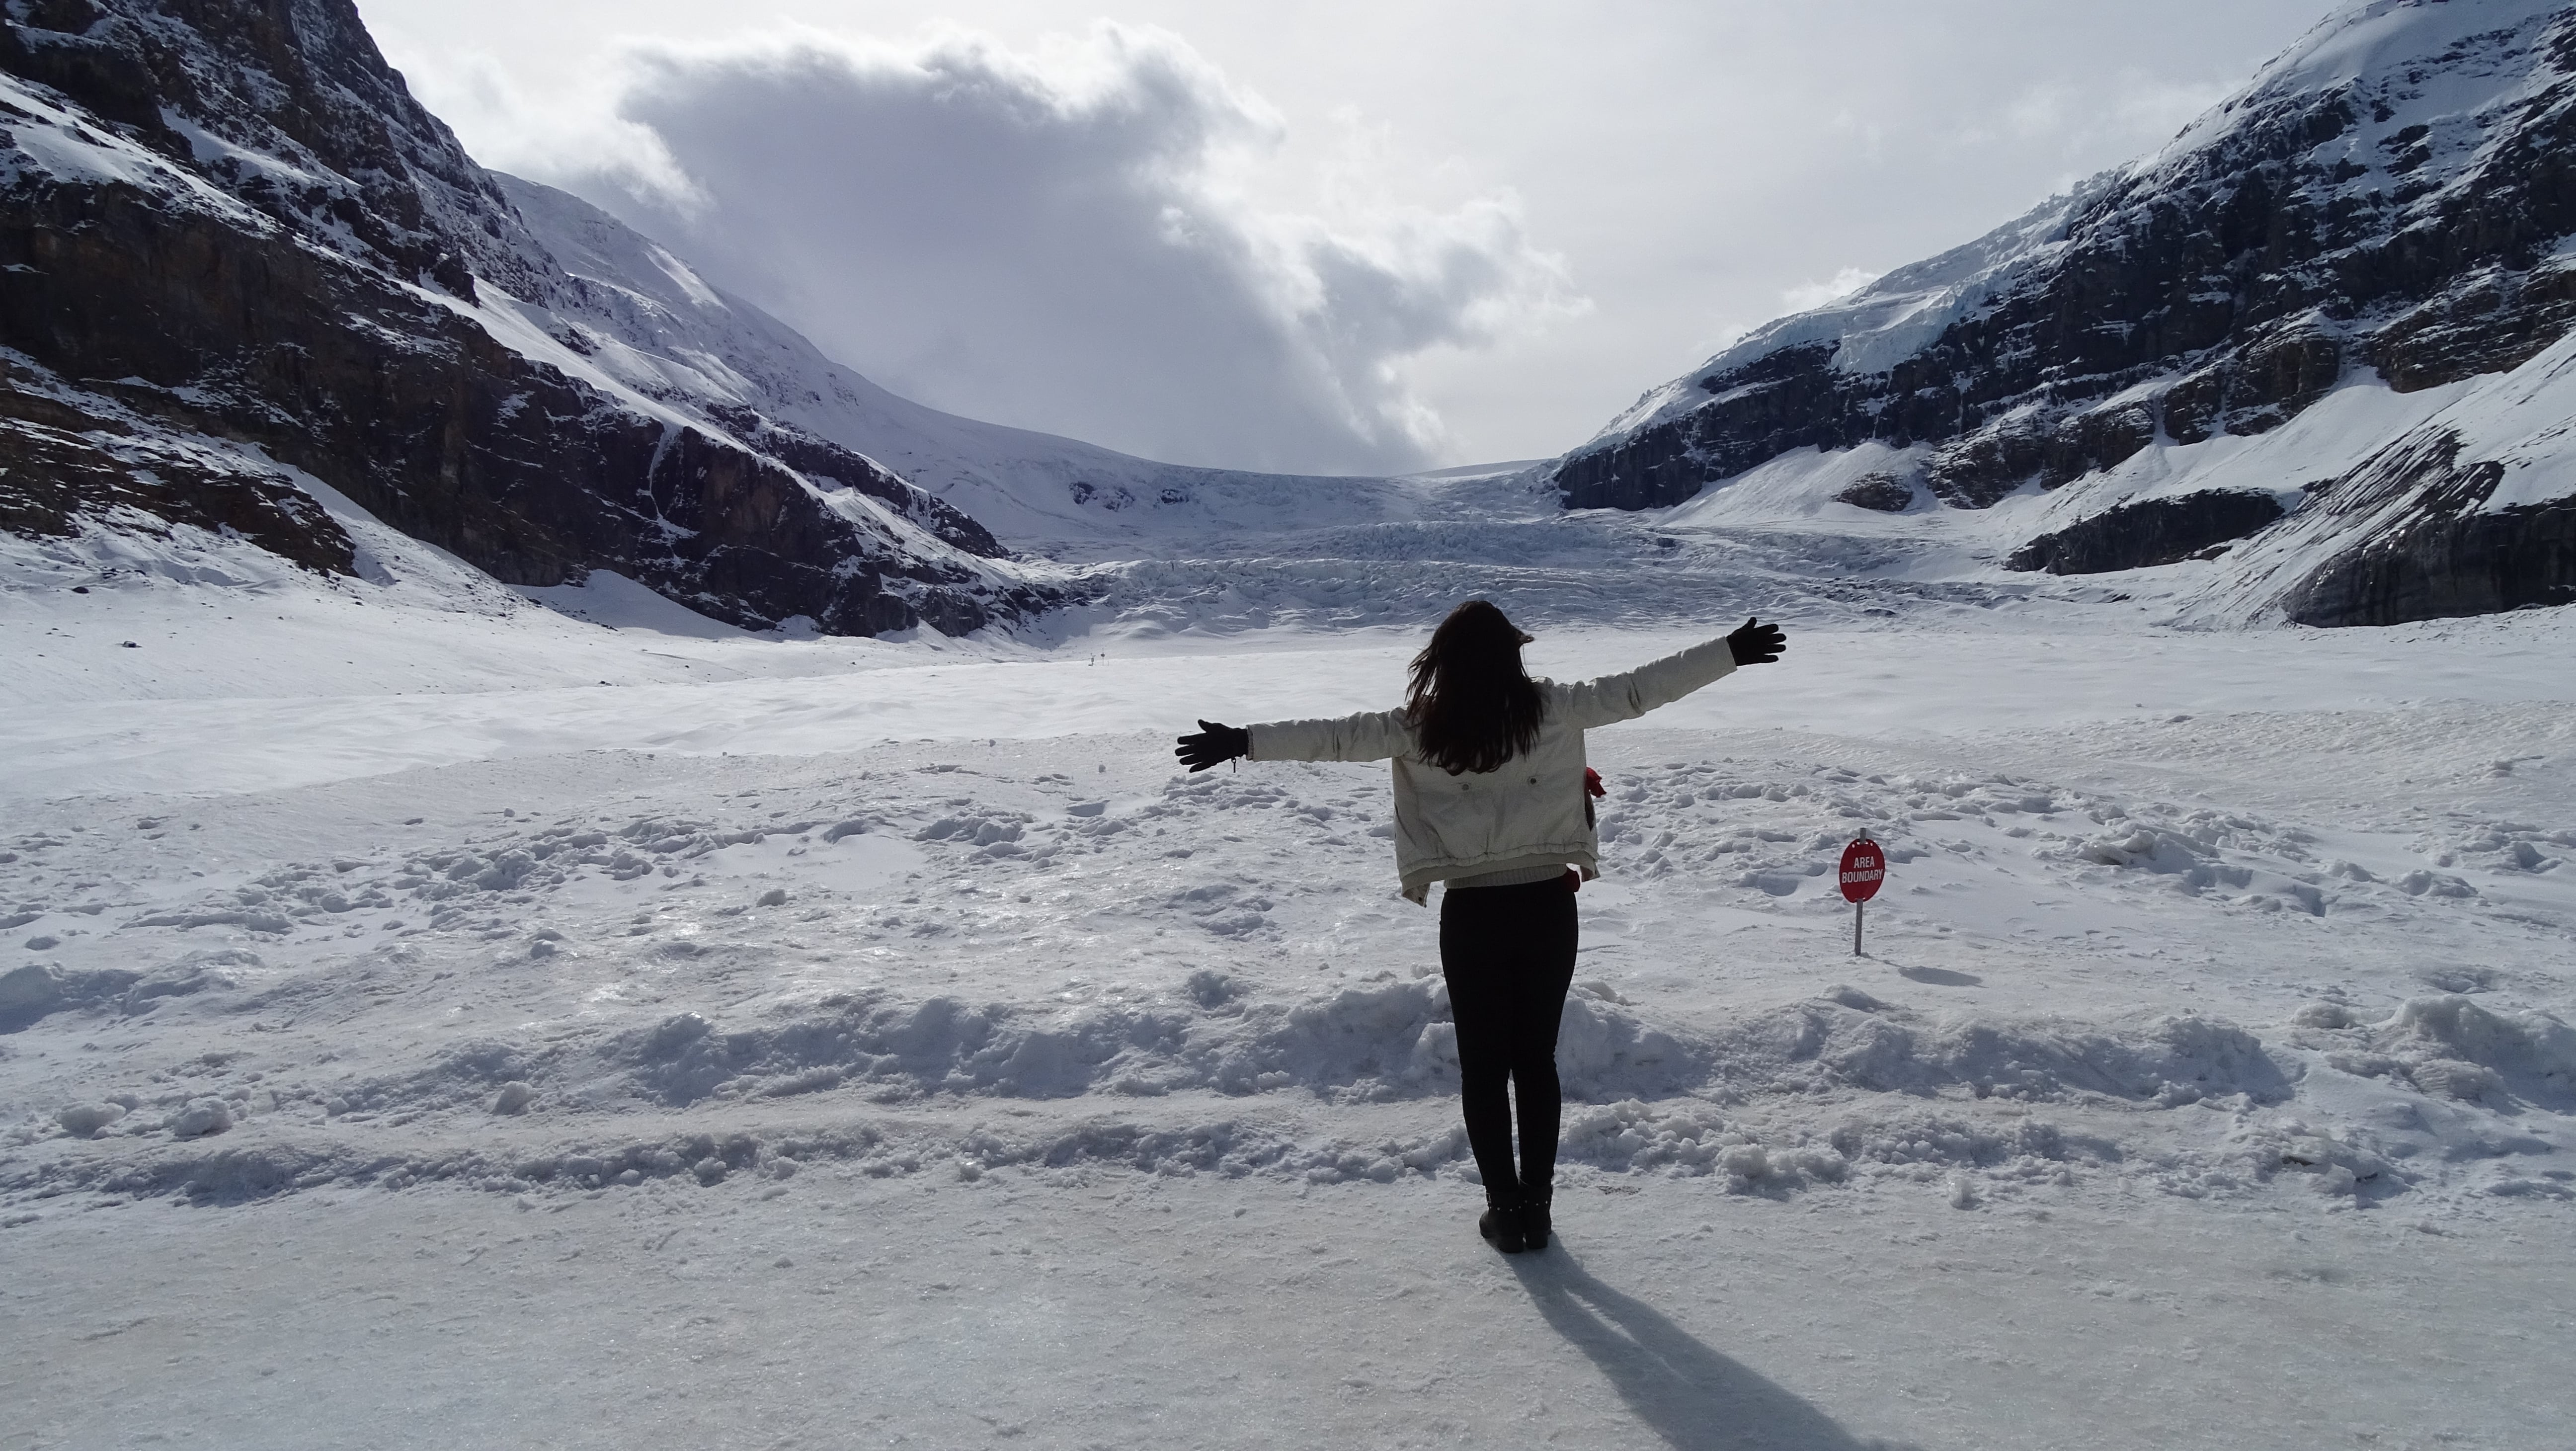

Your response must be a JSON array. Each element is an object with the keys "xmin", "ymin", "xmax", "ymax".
[{"xmin": 359, "ymin": 0, "xmax": 2334, "ymax": 475}]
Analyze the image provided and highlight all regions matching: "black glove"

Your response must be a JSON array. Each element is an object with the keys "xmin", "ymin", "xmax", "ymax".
[
  {"xmin": 1726, "ymin": 616, "xmax": 1786, "ymax": 665},
  {"xmin": 1175, "ymin": 719, "xmax": 1250, "ymax": 772}
]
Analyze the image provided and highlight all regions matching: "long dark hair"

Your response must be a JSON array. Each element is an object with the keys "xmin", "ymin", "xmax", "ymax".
[{"xmin": 1405, "ymin": 600, "xmax": 1543, "ymax": 774}]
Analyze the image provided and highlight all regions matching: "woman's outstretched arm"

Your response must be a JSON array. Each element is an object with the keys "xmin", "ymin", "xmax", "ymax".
[
  {"xmin": 1553, "ymin": 617, "xmax": 1788, "ymax": 730},
  {"xmin": 1174, "ymin": 708, "xmax": 1411, "ymax": 770}
]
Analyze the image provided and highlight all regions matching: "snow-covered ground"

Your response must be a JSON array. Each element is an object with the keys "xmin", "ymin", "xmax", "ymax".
[{"xmin": 4, "ymin": 479, "xmax": 2573, "ymax": 1449}]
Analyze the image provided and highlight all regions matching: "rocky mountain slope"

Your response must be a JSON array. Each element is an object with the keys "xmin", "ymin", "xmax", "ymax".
[
  {"xmin": 1554, "ymin": 0, "xmax": 2576, "ymax": 626},
  {"xmin": 0, "ymin": 0, "xmax": 1043, "ymax": 636},
  {"xmin": 488, "ymin": 175, "xmax": 1478, "ymax": 558}
]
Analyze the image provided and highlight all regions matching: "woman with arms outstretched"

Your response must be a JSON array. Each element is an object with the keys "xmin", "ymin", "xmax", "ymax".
[{"xmin": 1175, "ymin": 602, "xmax": 1787, "ymax": 1253}]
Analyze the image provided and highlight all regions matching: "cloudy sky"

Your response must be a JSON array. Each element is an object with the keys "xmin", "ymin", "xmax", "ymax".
[{"xmin": 359, "ymin": 0, "xmax": 2333, "ymax": 475}]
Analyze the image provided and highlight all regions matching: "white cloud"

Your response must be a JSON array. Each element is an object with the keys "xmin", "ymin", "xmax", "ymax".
[
  {"xmin": 1779, "ymin": 267, "xmax": 1882, "ymax": 315},
  {"xmin": 1966, "ymin": 70, "xmax": 2237, "ymax": 160},
  {"xmin": 439, "ymin": 23, "xmax": 1574, "ymax": 475}
]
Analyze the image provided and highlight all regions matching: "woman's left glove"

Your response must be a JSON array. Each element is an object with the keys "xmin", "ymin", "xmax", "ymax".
[
  {"xmin": 1175, "ymin": 720, "xmax": 1250, "ymax": 772},
  {"xmin": 1726, "ymin": 616, "xmax": 1787, "ymax": 665}
]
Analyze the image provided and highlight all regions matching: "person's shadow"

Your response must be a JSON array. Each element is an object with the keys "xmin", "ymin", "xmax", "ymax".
[{"xmin": 1510, "ymin": 1251, "xmax": 1920, "ymax": 1450}]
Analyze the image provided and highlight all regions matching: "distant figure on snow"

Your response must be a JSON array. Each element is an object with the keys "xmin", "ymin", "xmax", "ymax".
[{"xmin": 1175, "ymin": 601, "xmax": 1787, "ymax": 1254}]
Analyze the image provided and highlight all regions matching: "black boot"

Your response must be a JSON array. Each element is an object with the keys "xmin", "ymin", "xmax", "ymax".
[
  {"xmin": 1519, "ymin": 1184, "xmax": 1553, "ymax": 1251},
  {"xmin": 1478, "ymin": 1190, "xmax": 1527, "ymax": 1254}
]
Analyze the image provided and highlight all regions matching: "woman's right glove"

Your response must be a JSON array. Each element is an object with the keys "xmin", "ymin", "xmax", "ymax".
[
  {"xmin": 1175, "ymin": 720, "xmax": 1250, "ymax": 772},
  {"xmin": 1726, "ymin": 616, "xmax": 1787, "ymax": 665}
]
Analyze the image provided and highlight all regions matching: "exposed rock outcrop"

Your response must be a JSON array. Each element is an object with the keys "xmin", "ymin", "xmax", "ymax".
[
  {"xmin": 2278, "ymin": 425, "xmax": 2576, "ymax": 623},
  {"xmin": 0, "ymin": 0, "xmax": 1041, "ymax": 634},
  {"xmin": 1833, "ymin": 471, "xmax": 1917, "ymax": 513},
  {"xmin": 2007, "ymin": 491, "xmax": 2288, "ymax": 575},
  {"xmin": 2288, "ymin": 496, "xmax": 2576, "ymax": 622},
  {"xmin": 0, "ymin": 369, "xmax": 356, "ymax": 575}
]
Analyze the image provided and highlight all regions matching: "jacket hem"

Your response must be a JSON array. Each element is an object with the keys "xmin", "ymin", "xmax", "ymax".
[{"xmin": 1400, "ymin": 849, "xmax": 1599, "ymax": 905}]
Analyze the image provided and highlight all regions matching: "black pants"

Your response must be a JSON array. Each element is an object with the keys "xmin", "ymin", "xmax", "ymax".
[{"xmin": 1439, "ymin": 874, "xmax": 1579, "ymax": 1199}]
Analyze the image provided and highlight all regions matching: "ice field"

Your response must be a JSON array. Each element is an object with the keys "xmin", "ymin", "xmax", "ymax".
[{"xmin": 2, "ymin": 476, "xmax": 2573, "ymax": 1450}]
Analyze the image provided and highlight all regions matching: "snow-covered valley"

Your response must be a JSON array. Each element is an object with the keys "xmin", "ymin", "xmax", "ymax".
[{"xmin": 5, "ymin": 480, "xmax": 2572, "ymax": 1449}]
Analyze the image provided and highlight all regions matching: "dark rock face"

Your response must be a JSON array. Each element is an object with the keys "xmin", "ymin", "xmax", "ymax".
[
  {"xmin": 2006, "ymin": 491, "xmax": 2288, "ymax": 575},
  {"xmin": 701, "ymin": 405, "xmax": 1009, "ymax": 560},
  {"xmin": 2277, "ymin": 426, "xmax": 2576, "ymax": 624},
  {"xmin": 0, "ymin": 0, "xmax": 1039, "ymax": 634},
  {"xmin": 1555, "ymin": 3, "xmax": 2576, "ymax": 530},
  {"xmin": 1, "ymin": 0, "xmax": 549, "ymax": 300},
  {"xmin": 1833, "ymin": 471, "xmax": 1916, "ymax": 513},
  {"xmin": 2287, "ymin": 497, "xmax": 2576, "ymax": 622},
  {"xmin": 0, "ymin": 383, "xmax": 357, "ymax": 576}
]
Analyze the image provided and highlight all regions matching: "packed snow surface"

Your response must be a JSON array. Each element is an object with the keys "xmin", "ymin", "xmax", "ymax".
[{"xmin": 3, "ymin": 463, "xmax": 2572, "ymax": 1450}]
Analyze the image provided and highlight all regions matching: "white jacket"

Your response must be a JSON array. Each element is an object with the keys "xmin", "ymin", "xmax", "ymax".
[{"xmin": 1247, "ymin": 633, "xmax": 1740, "ymax": 903}]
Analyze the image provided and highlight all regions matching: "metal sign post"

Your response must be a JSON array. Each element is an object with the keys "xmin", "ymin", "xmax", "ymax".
[{"xmin": 1839, "ymin": 833, "xmax": 1885, "ymax": 956}]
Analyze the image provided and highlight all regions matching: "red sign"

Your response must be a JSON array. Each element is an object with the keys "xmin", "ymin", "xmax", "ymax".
[{"xmin": 1838, "ymin": 837, "xmax": 1885, "ymax": 903}]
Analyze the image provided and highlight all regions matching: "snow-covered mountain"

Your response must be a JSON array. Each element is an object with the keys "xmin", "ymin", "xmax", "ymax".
[
  {"xmin": 0, "ymin": 0, "xmax": 1479, "ymax": 645},
  {"xmin": 1555, "ymin": 0, "xmax": 2576, "ymax": 626},
  {"xmin": 0, "ymin": 0, "xmax": 1044, "ymax": 636},
  {"xmin": 13, "ymin": 0, "xmax": 2568, "ymax": 642},
  {"xmin": 490, "ymin": 176, "xmax": 1468, "ymax": 555}
]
